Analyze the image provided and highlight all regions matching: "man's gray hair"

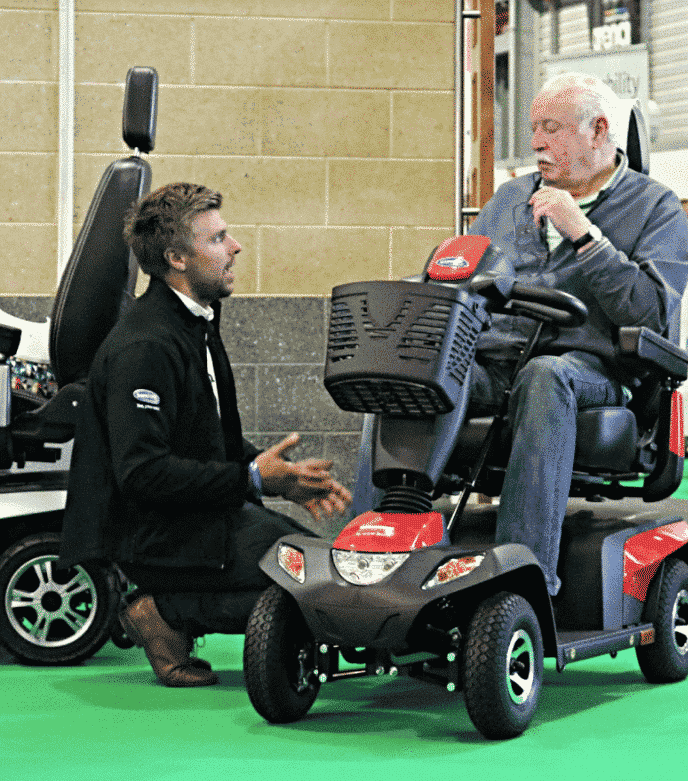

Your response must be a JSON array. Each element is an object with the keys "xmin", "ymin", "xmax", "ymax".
[{"xmin": 540, "ymin": 72, "xmax": 622, "ymax": 147}]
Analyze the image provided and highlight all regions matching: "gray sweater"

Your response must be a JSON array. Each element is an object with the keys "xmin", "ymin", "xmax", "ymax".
[{"xmin": 468, "ymin": 154, "xmax": 688, "ymax": 380}]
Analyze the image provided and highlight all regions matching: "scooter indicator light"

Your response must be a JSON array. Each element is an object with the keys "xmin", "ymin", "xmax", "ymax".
[
  {"xmin": 422, "ymin": 555, "xmax": 485, "ymax": 590},
  {"xmin": 278, "ymin": 543, "xmax": 306, "ymax": 584}
]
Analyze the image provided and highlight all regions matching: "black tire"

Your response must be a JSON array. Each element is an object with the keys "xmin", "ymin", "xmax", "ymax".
[
  {"xmin": 463, "ymin": 591, "xmax": 544, "ymax": 739},
  {"xmin": 0, "ymin": 532, "xmax": 119, "ymax": 665},
  {"xmin": 636, "ymin": 558, "xmax": 688, "ymax": 683},
  {"xmin": 243, "ymin": 584, "xmax": 320, "ymax": 723}
]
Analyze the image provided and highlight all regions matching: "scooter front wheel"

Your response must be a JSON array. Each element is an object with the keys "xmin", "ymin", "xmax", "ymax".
[
  {"xmin": 463, "ymin": 591, "xmax": 544, "ymax": 739},
  {"xmin": 243, "ymin": 583, "xmax": 321, "ymax": 723}
]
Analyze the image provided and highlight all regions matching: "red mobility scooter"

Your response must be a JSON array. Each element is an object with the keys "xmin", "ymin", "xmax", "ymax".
[{"xmin": 243, "ymin": 108, "xmax": 688, "ymax": 739}]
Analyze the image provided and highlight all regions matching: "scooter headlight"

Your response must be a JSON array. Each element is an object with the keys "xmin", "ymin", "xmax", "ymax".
[
  {"xmin": 422, "ymin": 554, "xmax": 485, "ymax": 590},
  {"xmin": 332, "ymin": 549, "xmax": 410, "ymax": 586},
  {"xmin": 278, "ymin": 543, "xmax": 306, "ymax": 584}
]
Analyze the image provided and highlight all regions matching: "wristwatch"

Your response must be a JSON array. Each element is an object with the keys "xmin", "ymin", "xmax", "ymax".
[{"xmin": 572, "ymin": 224, "xmax": 603, "ymax": 251}]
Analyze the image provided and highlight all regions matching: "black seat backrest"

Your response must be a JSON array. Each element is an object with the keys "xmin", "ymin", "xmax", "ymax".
[
  {"xmin": 626, "ymin": 101, "xmax": 649, "ymax": 175},
  {"xmin": 49, "ymin": 67, "xmax": 157, "ymax": 388}
]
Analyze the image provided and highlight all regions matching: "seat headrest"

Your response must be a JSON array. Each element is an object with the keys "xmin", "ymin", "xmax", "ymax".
[{"xmin": 122, "ymin": 66, "xmax": 158, "ymax": 154}]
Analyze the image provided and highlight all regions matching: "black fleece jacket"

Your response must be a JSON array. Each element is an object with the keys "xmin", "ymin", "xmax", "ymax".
[{"xmin": 59, "ymin": 278, "xmax": 260, "ymax": 570}]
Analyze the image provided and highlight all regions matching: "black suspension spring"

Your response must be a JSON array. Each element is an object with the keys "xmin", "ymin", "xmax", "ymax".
[{"xmin": 377, "ymin": 485, "xmax": 433, "ymax": 513}]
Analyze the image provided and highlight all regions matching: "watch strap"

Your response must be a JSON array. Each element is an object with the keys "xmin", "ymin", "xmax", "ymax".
[{"xmin": 572, "ymin": 232, "xmax": 594, "ymax": 251}]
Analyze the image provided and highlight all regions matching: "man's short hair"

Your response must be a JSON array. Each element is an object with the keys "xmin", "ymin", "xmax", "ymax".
[
  {"xmin": 540, "ymin": 72, "xmax": 621, "ymax": 147},
  {"xmin": 124, "ymin": 183, "xmax": 223, "ymax": 278}
]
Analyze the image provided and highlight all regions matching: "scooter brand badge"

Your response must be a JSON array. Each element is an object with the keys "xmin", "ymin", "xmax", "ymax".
[
  {"xmin": 427, "ymin": 235, "xmax": 491, "ymax": 282},
  {"xmin": 436, "ymin": 256, "xmax": 469, "ymax": 270},
  {"xmin": 133, "ymin": 388, "xmax": 161, "ymax": 410},
  {"xmin": 358, "ymin": 523, "xmax": 395, "ymax": 537}
]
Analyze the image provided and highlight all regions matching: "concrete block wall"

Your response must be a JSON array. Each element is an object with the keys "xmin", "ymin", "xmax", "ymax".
[{"xmin": 1, "ymin": 0, "xmax": 459, "ymax": 531}]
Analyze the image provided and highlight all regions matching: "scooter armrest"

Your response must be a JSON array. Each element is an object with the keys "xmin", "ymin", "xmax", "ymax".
[{"xmin": 618, "ymin": 327, "xmax": 688, "ymax": 381}]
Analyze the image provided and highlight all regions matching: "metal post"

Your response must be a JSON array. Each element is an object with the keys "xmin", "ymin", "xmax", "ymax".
[
  {"xmin": 455, "ymin": 1, "xmax": 481, "ymax": 235},
  {"xmin": 57, "ymin": 0, "xmax": 75, "ymax": 280}
]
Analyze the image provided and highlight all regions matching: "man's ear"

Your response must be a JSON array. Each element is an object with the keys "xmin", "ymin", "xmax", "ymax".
[
  {"xmin": 592, "ymin": 115, "xmax": 610, "ymax": 147},
  {"xmin": 164, "ymin": 247, "xmax": 186, "ymax": 272}
]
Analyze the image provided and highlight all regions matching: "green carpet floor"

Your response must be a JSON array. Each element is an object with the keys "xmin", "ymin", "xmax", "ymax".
[
  {"xmin": 5, "ymin": 483, "xmax": 688, "ymax": 779},
  {"xmin": 2, "ymin": 633, "xmax": 686, "ymax": 781}
]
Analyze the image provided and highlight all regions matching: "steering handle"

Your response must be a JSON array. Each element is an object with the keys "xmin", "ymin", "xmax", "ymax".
[{"xmin": 508, "ymin": 283, "xmax": 588, "ymax": 328}]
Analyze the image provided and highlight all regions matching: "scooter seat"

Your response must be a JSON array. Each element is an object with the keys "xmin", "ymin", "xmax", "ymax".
[{"xmin": 454, "ymin": 406, "xmax": 638, "ymax": 474}]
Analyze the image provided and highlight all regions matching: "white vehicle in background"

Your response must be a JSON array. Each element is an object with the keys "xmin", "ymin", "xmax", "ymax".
[{"xmin": 0, "ymin": 314, "xmax": 120, "ymax": 664}]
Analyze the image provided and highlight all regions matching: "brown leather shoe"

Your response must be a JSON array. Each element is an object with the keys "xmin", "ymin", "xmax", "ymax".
[{"xmin": 120, "ymin": 595, "xmax": 219, "ymax": 687}]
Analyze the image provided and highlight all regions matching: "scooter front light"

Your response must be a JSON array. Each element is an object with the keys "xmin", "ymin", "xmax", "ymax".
[
  {"xmin": 278, "ymin": 543, "xmax": 306, "ymax": 584},
  {"xmin": 422, "ymin": 554, "xmax": 485, "ymax": 590},
  {"xmin": 332, "ymin": 549, "xmax": 410, "ymax": 586}
]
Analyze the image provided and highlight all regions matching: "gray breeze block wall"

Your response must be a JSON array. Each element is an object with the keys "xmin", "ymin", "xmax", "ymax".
[{"xmin": 1, "ymin": 295, "xmax": 364, "ymax": 538}]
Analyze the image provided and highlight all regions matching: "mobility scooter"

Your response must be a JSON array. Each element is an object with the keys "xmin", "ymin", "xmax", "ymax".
[
  {"xmin": 0, "ymin": 67, "xmax": 157, "ymax": 665},
  {"xmin": 243, "ymin": 107, "xmax": 688, "ymax": 739}
]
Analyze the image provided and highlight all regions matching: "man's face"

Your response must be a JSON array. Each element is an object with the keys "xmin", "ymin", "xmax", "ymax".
[
  {"xmin": 530, "ymin": 90, "xmax": 598, "ymax": 192},
  {"xmin": 181, "ymin": 209, "xmax": 241, "ymax": 306}
]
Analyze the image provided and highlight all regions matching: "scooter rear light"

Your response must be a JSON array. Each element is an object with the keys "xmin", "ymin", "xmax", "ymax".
[
  {"xmin": 332, "ymin": 549, "xmax": 410, "ymax": 586},
  {"xmin": 422, "ymin": 554, "xmax": 485, "ymax": 590},
  {"xmin": 278, "ymin": 543, "xmax": 305, "ymax": 584}
]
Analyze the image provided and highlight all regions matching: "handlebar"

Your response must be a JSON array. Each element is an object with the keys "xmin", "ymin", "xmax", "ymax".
[
  {"xmin": 469, "ymin": 274, "xmax": 587, "ymax": 328},
  {"xmin": 508, "ymin": 283, "xmax": 588, "ymax": 328}
]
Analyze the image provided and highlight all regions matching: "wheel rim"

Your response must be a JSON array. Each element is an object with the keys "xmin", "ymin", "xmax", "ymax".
[
  {"xmin": 4, "ymin": 554, "xmax": 98, "ymax": 648},
  {"xmin": 672, "ymin": 589, "xmax": 688, "ymax": 656},
  {"xmin": 506, "ymin": 628, "xmax": 535, "ymax": 704}
]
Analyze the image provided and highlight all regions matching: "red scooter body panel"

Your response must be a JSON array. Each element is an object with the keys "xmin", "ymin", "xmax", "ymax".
[
  {"xmin": 333, "ymin": 511, "xmax": 447, "ymax": 553},
  {"xmin": 623, "ymin": 520, "xmax": 688, "ymax": 600},
  {"xmin": 426, "ymin": 235, "xmax": 492, "ymax": 282}
]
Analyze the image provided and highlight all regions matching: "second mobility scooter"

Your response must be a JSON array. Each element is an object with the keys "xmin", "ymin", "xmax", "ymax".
[{"xmin": 0, "ymin": 67, "xmax": 157, "ymax": 665}]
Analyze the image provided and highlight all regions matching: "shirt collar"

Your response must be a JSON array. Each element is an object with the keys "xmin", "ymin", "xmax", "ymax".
[{"xmin": 169, "ymin": 287, "xmax": 214, "ymax": 322}]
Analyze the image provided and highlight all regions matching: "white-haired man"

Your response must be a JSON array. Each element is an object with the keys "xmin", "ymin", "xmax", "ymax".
[{"xmin": 463, "ymin": 72, "xmax": 688, "ymax": 595}]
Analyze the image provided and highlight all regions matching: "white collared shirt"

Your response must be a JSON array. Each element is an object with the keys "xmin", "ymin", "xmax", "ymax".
[{"xmin": 170, "ymin": 288, "xmax": 221, "ymax": 417}]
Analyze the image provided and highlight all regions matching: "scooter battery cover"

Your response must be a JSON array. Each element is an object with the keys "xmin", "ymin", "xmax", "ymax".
[{"xmin": 325, "ymin": 280, "xmax": 487, "ymax": 416}]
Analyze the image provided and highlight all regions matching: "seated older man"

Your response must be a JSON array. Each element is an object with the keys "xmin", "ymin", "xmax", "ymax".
[{"xmin": 352, "ymin": 72, "xmax": 688, "ymax": 597}]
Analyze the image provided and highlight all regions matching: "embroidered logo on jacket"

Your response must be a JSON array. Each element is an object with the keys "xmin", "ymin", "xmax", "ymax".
[{"xmin": 133, "ymin": 388, "xmax": 161, "ymax": 410}]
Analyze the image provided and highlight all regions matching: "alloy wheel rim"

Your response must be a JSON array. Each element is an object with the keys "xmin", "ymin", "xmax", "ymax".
[
  {"xmin": 506, "ymin": 628, "xmax": 535, "ymax": 704},
  {"xmin": 672, "ymin": 589, "xmax": 688, "ymax": 656},
  {"xmin": 5, "ymin": 555, "xmax": 98, "ymax": 648}
]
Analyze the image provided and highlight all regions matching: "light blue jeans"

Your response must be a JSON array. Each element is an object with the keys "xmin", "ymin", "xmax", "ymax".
[{"xmin": 350, "ymin": 350, "xmax": 622, "ymax": 596}]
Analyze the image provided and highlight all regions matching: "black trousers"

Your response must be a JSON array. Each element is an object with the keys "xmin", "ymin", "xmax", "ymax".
[{"xmin": 118, "ymin": 502, "xmax": 315, "ymax": 636}]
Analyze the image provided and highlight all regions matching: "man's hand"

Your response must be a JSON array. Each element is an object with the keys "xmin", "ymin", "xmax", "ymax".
[
  {"xmin": 529, "ymin": 186, "xmax": 592, "ymax": 242},
  {"xmin": 254, "ymin": 433, "xmax": 352, "ymax": 521},
  {"xmin": 283, "ymin": 481, "xmax": 352, "ymax": 522}
]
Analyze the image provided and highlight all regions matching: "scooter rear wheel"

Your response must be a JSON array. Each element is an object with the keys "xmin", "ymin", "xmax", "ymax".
[
  {"xmin": 637, "ymin": 558, "xmax": 688, "ymax": 683},
  {"xmin": 0, "ymin": 532, "xmax": 118, "ymax": 665},
  {"xmin": 463, "ymin": 591, "xmax": 543, "ymax": 739},
  {"xmin": 243, "ymin": 583, "xmax": 321, "ymax": 723}
]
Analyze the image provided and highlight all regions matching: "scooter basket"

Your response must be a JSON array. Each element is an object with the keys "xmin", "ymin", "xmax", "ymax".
[{"xmin": 325, "ymin": 281, "xmax": 487, "ymax": 417}]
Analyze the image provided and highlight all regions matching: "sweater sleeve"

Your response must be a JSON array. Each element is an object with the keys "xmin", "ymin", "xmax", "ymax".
[{"xmin": 574, "ymin": 189, "xmax": 688, "ymax": 333}]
